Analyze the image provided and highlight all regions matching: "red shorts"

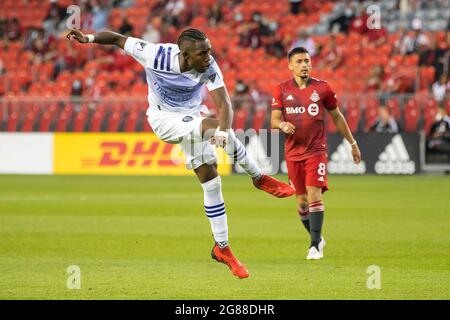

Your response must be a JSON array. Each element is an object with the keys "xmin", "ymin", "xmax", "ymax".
[{"xmin": 286, "ymin": 153, "xmax": 329, "ymax": 195}]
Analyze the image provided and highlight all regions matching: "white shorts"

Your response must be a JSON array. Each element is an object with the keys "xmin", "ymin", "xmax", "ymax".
[{"xmin": 146, "ymin": 106, "xmax": 217, "ymax": 170}]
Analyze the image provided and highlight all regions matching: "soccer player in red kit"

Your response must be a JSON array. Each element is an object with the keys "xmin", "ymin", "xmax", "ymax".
[{"xmin": 271, "ymin": 47, "xmax": 361, "ymax": 260}]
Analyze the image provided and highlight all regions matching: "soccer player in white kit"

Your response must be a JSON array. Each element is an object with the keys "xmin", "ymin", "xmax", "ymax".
[{"xmin": 67, "ymin": 28, "xmax": 295, "ymax": 278}]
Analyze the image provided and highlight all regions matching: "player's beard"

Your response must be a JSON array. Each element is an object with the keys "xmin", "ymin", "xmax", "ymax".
[{"xmin": 300, "ymin": 70, "xmax": 309, "ymax": 80}]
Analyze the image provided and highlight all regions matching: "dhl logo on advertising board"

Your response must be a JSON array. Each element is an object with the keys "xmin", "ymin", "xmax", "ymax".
[{"xmin": 54, "ymin": 133, "xmax": 231, "ymax": 176}]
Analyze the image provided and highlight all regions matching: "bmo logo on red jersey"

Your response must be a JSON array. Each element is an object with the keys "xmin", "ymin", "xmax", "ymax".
[{"xmin": 286, "ymin": 103, "xmax": 319, "ymax": 116}]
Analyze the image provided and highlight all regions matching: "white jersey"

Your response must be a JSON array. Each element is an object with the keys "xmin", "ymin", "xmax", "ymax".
[{"xmin": 124, "ymin": 37, "xmax": 225, "ymax": 113}]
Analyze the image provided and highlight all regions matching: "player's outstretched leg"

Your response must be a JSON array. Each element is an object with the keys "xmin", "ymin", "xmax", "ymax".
[
  {"xmin": 211, "ymin": 242, "xmax": 249, "ymax": 279},
  {"xmin": 201, "ymin": 174, "xmax": 249, "ymax": 278},
  {"xmin": 225, "ymin": 129, "xmax": 295, "ymax": 198}
]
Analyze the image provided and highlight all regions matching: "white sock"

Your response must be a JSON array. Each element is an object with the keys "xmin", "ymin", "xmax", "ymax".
[
  {"xmin": 224, "ymin": 129, "xmax": 263, "ymax": 178},
  {"xmin": 201, "ymin": 176, "xmax": 228, "ymax": 245}
]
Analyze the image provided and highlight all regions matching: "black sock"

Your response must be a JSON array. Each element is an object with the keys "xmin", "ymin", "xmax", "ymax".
[
  {"xmin": 309, "ymin": 211, "xmax": 324, "ymax": 249},
  {"xmin": 301, "ymin": 218, "xmax": 310, "ymax": 233}
]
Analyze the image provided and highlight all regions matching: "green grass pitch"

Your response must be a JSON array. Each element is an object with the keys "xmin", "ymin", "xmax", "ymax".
[{"xmin": 0, "ymin": 174, "xmax": 449, "ymax": 299}]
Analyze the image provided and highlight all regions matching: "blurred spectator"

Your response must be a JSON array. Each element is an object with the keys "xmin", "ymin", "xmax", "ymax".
[
  {"xmin": 0, "ymin": 15, "xmax": 8, "ymax": 40},
  {"xmin": 370, "ymin": 107, "xmax": 400, "ymax": 133},
  {"xmin": 399, "ymin": 19, "xmax": 430, "ymax": 55},
  {"xmin": 238, "ymin": 11, "xmax": 271, "ymax": 49},
  {"xmin": 208, "ymin": 3, "xmax": 223, "ymax": 26},
  {"xmin": 151, "ymin": 0, "xmax": 167, "ymax": 16},
  {"xmin": 365, "ymin": 65, "xmax": 388, "ymax": 92},
  {"xmin": 234, "ymin": 79, "xmax": 249, "ymax": 96},
  {"xmin": 364, "ymin": 24, "xmax": 388, "ymax": 47},
  {"xmin": 233, "ymin": 79, "xmax": 250, "ymax": 109},
  {"xmin": 317, "ymin": 34, "xmax": 343, "ymax": 70},
  {"xmin": 119, "ymin": 17, "xmax": 133, "ymax": 36},
  {"xmin": 31, "ymin": 31, "xmax": 48, "ymax": 57},
  {"xmin": 7, "ymin": 17, "xmax": 21, "ymax": 41},
  {"xmin": 427, "ymin": 108, "xmax": 450, "ymax": 153},
  {"xmin": 0, "ymin": 58, "xmax": 5, "ymax": 75},
  {"xmin": 45, "ymin": 0, "xmax": 85, "ymax": 36},
  {"xmin": 432, "ymin": 74, "xmax": 449, "ymax": 107},
  {"xmin": 45, "ymin": 0, "xmax": 66, "ymax": 26},
  {"xmin": 348, "ymin": 5, "xmax": 369, "ymax": 34},
  {"xmin": 289, "ymin": 0, "xmax": 303, "ymax": 14},
  {"xmin": 419, "ymin": 36, "xmax": 440, "ymax": 67},
  {"xmin": 92, "ymin": 0, "xmax": 111, "ymax": 32},
  {"xmin": 398, "ymin": 0, "xmax": 411, "ymax": 14},
  {"xmin": 289, "ymin": 0, "xmax": 303, "ymax": 15},
  {"xmin": 265, "ymin": 33, "xmax": 285, "ymax": 58},
  {"xmin": 164, "ymin": 0, "xmax": 186, "ymax": 28},
  {"xmin": 71, "ymin": 79, "xmax": 83, "ymax": 96},
  {"xmin": 53, "ymin": 39, "xmax": 79, "ymax": 78},
  {"xmin": 329, "ymin": 0, "xmax": 355, "ymax": 33},
  {"xmin": 382, "ymin": 67, "xmax": 415, "ymax": 94},
  {"xmin": 142, "ymin": 20, "xmax": 161, "ymax": 43},
  {"xmin": 216, "ymin": 48, "xmax": 236, "ymax": 71},
  {"xmin": 290, "ymin": 30, "xmax": 316, "ymax": 57},
  {"xmin": 248, "ymin": 80, "xmax": 268, "ymax": 110},
  {"xmin": 159, "ymin": 21, "xmax": 177, "ymax": 43},
  {"xmin": 393, "ymin": 28, "xmax": 408, "ymax": 55},
  {"xmin": 433, "ymin": 32, "xmax": 450, "ymax": 80}
]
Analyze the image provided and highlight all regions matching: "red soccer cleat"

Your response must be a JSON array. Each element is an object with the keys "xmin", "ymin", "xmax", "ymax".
[
  {"xmin": 211, "ymin": 243, "xmax": 249, "ymax": 279},
  {"xmin": 252, "ymin": 174, "xmax": 295, "ymax": 198}
]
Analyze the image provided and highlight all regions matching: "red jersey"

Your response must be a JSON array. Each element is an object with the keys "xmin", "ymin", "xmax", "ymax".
[{"xmin": 272, "ymin": 77, "xmax": 337, "ymax": 161}]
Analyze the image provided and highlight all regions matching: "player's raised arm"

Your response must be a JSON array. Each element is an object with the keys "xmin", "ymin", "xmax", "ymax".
[{"xmin": 67, "ymin": 29, "xmax": 128, "ymax": 49}]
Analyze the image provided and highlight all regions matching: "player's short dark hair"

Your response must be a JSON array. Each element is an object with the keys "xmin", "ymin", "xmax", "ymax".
[
  {"xmin": 177, "ymin": 28, "xmax": 207, "ymax": 48},
  {"xmin": 288, "ymin": 47, "xmax": 310, "ymax": 60}
]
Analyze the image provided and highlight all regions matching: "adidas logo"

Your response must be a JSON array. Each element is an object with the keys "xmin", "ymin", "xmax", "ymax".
[
  {"xmin": 286, "ymin": 95, "xmax": 294, "ymax": 101},
  {"xmin": 375, "ymin": 134, "xmax": 415, "ymax": 174},
  {"xmin": 328, "ymin": 140, "xmax": 366, "ymax": 174}
]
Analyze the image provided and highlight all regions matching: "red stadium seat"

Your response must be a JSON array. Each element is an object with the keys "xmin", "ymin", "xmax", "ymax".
[
  {"xmin": 39, "ymin": 111, "xmax": 52, "ymax": 132},
  {"xmin": 73, "ymin": 111, "xmax": 88, "ymax": 132},
  {"xmin": 423, "ymin": 105, "xmax": 439, "ymax": 134},
  {"xmin": 56, "ymin": 112, "xmax": 70, "ymax": 132},
  {"xmin": 345, "ymin": 100, "xmax": 361, "ymax": 133},
  {"xmin": 0, "ymin": 76, "xmax": 5, "ymax": 96},
  {"xmin": 424, "ymin": 98, "xmax": 438, "ymax": 112},
  {"xmin": 7, "ymin": 111, "xmax": 19, "ymax": 132},
  {"xmin": 252, "ymin": 109, "xmax": 267, "ymax": 131},
  {"xmin": 445, "ymin": 99, "xmax": 450, "ymax": 115},
  {"xmin": 403, "ymin": 99, "xmax": 420, "ymax": 132},
  {"xmin": 364, "ymin": 99, "xmax": 379, "ymax": 131},
  {"xmin": 124, "ymin": 111, "xmax": 138, "ymax": 132},
  {"xmin": 233, "ymin": 108, "xmax": 249, "ymax": 130},
  {"xmin": 107, "ymin": 111, "xmax": 121, "ymax": 132},
  {"xmin": 404, "ymin": 54, "xmax": 419, "ymax": 67},
  {"xmin": 420, "ymin": 67, "xmax": 435, "ymax": 90},
  {"xmin": 90, "ymin": 110, "xmax": 105, "ymax": 132},
  {"xmin": 142, "ymin": 113, "xmax": 153, "ymax": 132},
  {"xmin": 21, "ymin": 111, "xmax": 37, "ymax": 132},
  {"xmin": 386, "ymin": 98, "xmax": 401, "ymax": 120},
  {"xmin": 326, "ymin": 112, "xmax": 338, "ymax": 133}
]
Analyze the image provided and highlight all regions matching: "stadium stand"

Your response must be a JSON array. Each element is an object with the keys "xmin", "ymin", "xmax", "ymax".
[{"xmin": 0, "ymin": 0, "xmax": 449, "ymax": 134}]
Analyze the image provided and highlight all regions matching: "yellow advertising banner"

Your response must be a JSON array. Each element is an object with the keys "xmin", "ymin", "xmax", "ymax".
[{"xmin": 54, "ymin": 133, "xmax": 231, "ymax": 176}]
